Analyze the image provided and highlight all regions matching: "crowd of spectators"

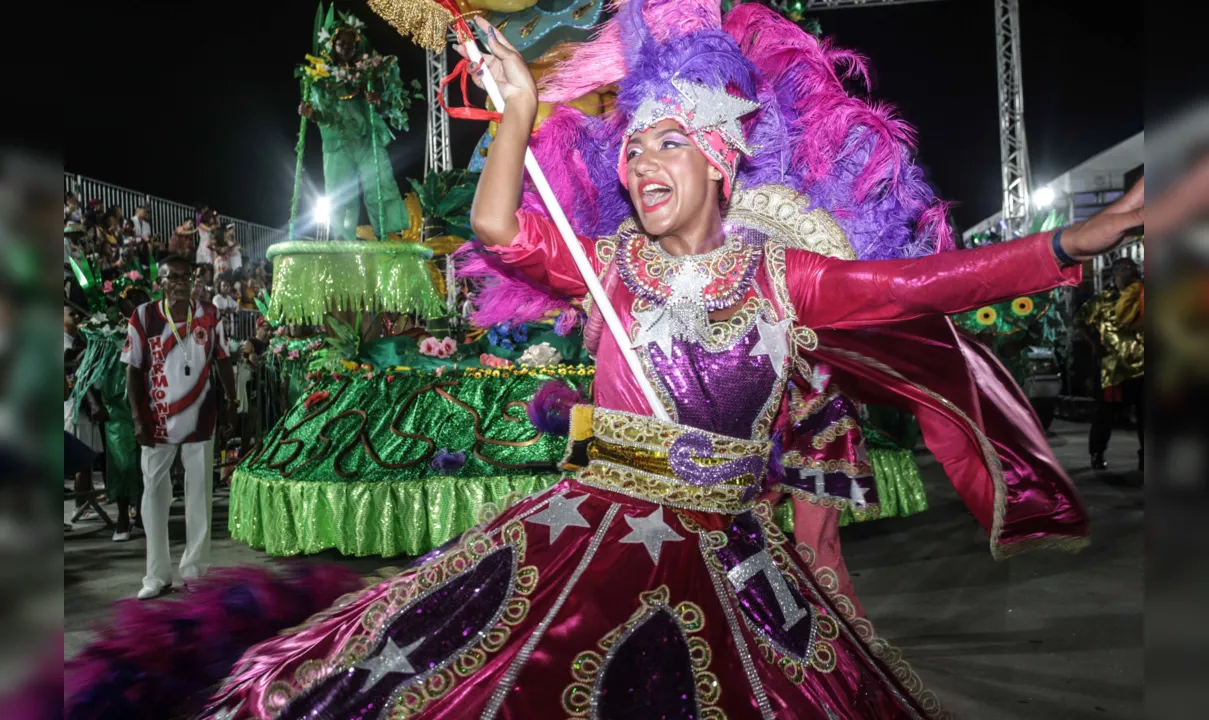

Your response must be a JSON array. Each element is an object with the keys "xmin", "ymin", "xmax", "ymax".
[{"xmin": 63, "ymin": 192, "xmax": 273, "ymax": 328}]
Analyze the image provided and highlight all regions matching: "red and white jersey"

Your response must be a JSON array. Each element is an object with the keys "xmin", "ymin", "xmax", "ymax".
[{"xmin": 122, "ymin": 300, "xmax": 228, "ymax": 445}]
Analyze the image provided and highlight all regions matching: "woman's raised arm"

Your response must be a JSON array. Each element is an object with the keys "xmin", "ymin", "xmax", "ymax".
[{"xmin": 460, "ymin": 17, "xmax": 539, "ymax": 248}]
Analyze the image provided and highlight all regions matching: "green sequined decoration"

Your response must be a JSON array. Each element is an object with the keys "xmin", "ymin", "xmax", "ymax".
[
  {"xmin": 229, "ymin": 368, "xmax": 590, "ymax": 557},
  {"xmin": 265, "ymin": 241, "xmax": 444, "ymax": 325}
]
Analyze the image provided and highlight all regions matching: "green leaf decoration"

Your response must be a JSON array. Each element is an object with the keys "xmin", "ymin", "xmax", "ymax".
[{"xmin": 312, "ymin": 2, "xmax": 325, "ymax": 56}]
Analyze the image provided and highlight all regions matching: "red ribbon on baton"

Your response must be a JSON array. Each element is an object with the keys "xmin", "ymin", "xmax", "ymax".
[{"xmin": 440, "ymin": 57, "xmax": 503, "ymax": 123}]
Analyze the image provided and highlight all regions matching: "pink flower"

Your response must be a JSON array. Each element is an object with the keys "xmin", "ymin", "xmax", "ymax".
[
  {"xmin": 434, "ymin": 366, "xmax": 445, "ymax": 377},
  {"xmin": 125, "ymin": 270, "xmax": 142, "ymax": 281},
  {"xmin": 386, "ymin": 375, "xmax": 395, "ymax": 383},
  {"xmin": 103, "ymin": 280, "xmax": 114, "ymax": 293},
  {"xmin": 479, "ymin": 353, "xmax": 512, "ymax": 369},
  {"xmin": 441, "ymin": 337, "xmax": 457, "ymax": 357},
  {"xmin": 287, "ymin": 350, "xmax": 300, "ymax": 360},
  {"xmin": 275, "ymin": 326, "xmax": 287, "ymax": 336},
  {"xmin": 419, "ymin": 337, "xmax": 442, "ymax": 357},
  {"xmin": 272, "ymin": 344, "xmax": 284, "ymax": 355},
  {"xmin": 371, "ymin": 57, "xmax": 381, "ymax": 67}
]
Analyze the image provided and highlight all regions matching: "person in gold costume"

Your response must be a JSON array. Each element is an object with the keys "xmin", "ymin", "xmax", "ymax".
[{"xmin": 1077, "ymin": 257, "xmax": 1144, "ymax": 470}]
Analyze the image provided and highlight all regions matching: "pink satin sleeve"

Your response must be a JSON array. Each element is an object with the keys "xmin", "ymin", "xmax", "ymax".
[
  {"xmin": 787, "ymin": 231, "xmax": 1082, "ymax": 329},
  {"xmin": 482, "ymin": 209, "xmax": 600, "ymax": 296}
]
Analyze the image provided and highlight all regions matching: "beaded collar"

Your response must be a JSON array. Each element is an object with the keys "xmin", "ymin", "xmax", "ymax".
[{"xmin": 616, "ymin": 226, "xmax": 763, "ymax": 313}]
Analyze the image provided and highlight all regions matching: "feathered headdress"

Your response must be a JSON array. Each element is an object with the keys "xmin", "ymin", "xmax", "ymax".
[
  {"xmin": 458, "ymin": 0, "xmax": 955, "ymax": 328},
  {"xmin": 535, "ymin": 0, "xmax": 953, "ymax": 256}
]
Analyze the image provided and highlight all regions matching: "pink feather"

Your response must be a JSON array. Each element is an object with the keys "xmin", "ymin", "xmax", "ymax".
[
  {"xmin": 454, "ymin": 243, "xmax": 574, "ymax": 329},
  {"xmin": 723, "ymin": 4, "xmax": 918, "ymax": 204},
  {"xmin": 540, "ymin": 0, "xmax": 723, "ymax": 103}
]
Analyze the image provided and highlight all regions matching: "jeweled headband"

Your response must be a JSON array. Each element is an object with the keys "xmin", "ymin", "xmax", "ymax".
[{"xmin": 617, "ymin": 77, "xmax": 761, "ymax": 201}]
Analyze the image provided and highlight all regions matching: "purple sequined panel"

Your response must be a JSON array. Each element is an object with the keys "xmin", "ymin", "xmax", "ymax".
[
  {"xmin": 647, "ymin": 326, "xmax": 778, "ymax": 439},
  {"xmin": 794, "ymin": 394, "xmax": 859, "ymax": 438},
  {"xmin": 280, "ymin": 545, "xmax": 515, "ymax": 720},
  {"xmin": 781, "ymin": 467, "xmax": 876, "ymax": 503},
  {"xmin": 596, "ymin": 608, "xmax": 698, "ymax": 720},
  {"xmin": 715, "ymin": 513, "xmax": 816, "ymax": 661}
]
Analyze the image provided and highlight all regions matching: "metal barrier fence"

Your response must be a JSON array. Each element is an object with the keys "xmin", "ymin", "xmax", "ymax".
[
  {"xmin": 64, "ymin": 172, "xmax": 294, "ymax": 260},
  {"xmin": 222, "ymin": 310, "xmax": 261, "ymax": 343}
]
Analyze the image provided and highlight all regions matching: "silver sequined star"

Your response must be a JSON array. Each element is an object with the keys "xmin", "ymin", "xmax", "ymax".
[
  {"xmin": 850, "ymin": 479, "xmax": 868, "ymax": 506},
  {"xmin": 620, "ymin": 507, "xmax": 684, "ymax": 565},
  {"xmin": 749, "ymin": 316, "xmax": 793, "ymax": 377},
  {"xmin": 210, "ymin": 700, "xmax": 244, "ymax": 720},
  {"xmin": 526, "ymin": 493, "xmax": 591, "ymax": 544},
  {"xmin": 808, "ymin": 363, "xmax": 831, "ymax": 393},
  {"xmin": 631, "ymin": 264, "xmax": 710, "ymax": 356},
  {"xmin": 671, "ymin": 77, "xmax": 761, "ymax": 155},
  {"xmin": 355, "ymin": 636, "xmax": 424, "ymax": 690}
]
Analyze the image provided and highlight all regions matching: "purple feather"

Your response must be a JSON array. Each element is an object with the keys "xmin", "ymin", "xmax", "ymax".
[
  {"xmin": 64, "ymin": 563, "xmax": 362, "ymax": 720},
  {"xmin": 528, "ymin": 380, "xmax": 585, "ymax": 436},
  {"xmin": 430, "ymin": 449, "xmax": 467, "ymax": 475}
]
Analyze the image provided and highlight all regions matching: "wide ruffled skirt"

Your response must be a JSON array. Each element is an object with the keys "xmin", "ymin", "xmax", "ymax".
[{"xmin": 202, "ymin": 479, "xmax": 946, "ymax": 720}]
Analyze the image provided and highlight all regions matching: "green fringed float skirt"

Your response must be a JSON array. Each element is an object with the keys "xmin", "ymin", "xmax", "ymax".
[
  {"xmin": 265, "ymin": 241, "xmax": 445, "ymax": 326},
  {"xmin": 229, "ymin": 368, "xmax": 591, "ymax": 558}
]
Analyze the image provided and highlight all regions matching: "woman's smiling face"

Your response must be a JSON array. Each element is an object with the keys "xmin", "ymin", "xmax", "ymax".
[{"xmin": 625, "ymin": 119, "xmax": 722, "ymax": 238}]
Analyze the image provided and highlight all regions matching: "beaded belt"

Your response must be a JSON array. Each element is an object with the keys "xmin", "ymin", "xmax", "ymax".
[{"xmin": 574, "ymin": 407, "xmax": 771, "ymax": 514}]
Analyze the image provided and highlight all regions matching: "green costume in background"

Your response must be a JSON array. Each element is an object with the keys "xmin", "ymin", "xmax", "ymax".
[
  {"xmin": 72, "ymin": 332, "xmax": 142, "ymax": 504},
  {"xmin": 300, "ymin": 8, "xmax": 420, "ymax": 240}
]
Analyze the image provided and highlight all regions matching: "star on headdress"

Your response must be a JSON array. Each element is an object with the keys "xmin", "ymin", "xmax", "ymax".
[
  {"xmin": 672, "ymin": 77, "xmax": 761, "ymax": 155},
  {"xmin": 626, "ymin": 95, "xmax": 680, "ymax": 136}
]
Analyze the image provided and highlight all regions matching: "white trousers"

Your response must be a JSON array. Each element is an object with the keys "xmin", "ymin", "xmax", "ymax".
[{"xmin": 140, "ymin": 440, "xmax": 213, "ymax": 590}]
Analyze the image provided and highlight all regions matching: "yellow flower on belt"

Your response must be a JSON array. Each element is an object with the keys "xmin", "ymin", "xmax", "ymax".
[{"xmin": 304, "ymin": 54, "xmax": 331, "ymax": 79}]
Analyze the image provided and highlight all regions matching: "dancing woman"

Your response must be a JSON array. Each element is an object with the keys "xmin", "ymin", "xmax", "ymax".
[{"xmin": 68, "ymin": 2, "xmax": 1142, "ymax": 718}]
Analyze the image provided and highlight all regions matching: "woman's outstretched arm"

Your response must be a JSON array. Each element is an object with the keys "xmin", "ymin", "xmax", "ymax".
[
  {"xmin": 461, "ymin": 17, "xmax": 538, "ymax": 248},
  {"xmin": 790, "ymin": 180, "xmax": 1145, "ymax": 329}
]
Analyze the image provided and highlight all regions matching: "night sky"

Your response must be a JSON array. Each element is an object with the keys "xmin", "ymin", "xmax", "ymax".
[{"xmin": 64, "ymin": 0, "xmax": 1144, "ymax": 232}]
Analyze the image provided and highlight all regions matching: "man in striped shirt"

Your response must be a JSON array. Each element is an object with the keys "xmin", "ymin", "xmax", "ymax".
[{"xmin": 123, "ymin": 255, "xmax": 237, "ymax": 599}]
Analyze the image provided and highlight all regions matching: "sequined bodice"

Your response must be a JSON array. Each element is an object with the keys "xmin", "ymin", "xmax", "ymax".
[{"xmin": 646, "ymin": 323, "xmax": 780, "ymax": 439}]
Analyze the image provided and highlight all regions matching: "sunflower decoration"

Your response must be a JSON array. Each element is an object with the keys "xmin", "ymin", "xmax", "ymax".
[
  {"xmin": 975, "ymin": 306, "xmax": 998, "ymax": 326},
  {"xmin": 1010, "ymin": 296, "xmax": 1035, "ymax": 317}
]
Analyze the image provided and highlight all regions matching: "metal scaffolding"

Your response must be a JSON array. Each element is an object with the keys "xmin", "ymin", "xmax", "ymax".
[
  {"xmin": 810, "ymin": 0, "xmax": 1033, "ymax": 239},
  {"xmin": 424, "ymin": 49, "xmax": 453, "ymax": 175},
  {"xmin": 993, "ymin": 0, "xmax": 1032, "ymax": 238}
]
